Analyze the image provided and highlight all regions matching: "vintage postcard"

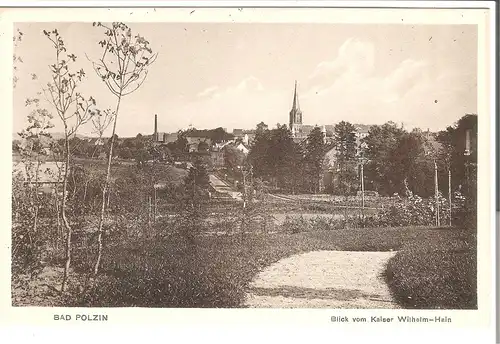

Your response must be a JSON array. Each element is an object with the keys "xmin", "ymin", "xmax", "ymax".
[{"xmin": 0, "ymin": 2, "xmax": 496, "ymax": 342}]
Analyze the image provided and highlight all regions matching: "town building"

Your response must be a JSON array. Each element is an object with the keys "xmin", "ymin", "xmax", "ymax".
[
  {"xmin": 232, "ymin": 129, "xmax": 256, "ymax": 145},
  {"xmin": 152, "ymin": 114, "xmax": 178, "ymax": 145}
]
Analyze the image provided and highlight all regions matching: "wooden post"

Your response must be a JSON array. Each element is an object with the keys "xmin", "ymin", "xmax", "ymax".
[
  {"xmin": 448, "ymin": 168, "xmax": 452, "ymax": 226},
  {"xmin": 242, "ymin": 170, "xmax": 246, "ymax": 209},
  {"xmin": 153, "ymin": 187, "xmax": 157, "ymax": 223},
  {"xmin": 148, "ymin": 196, "xmax": 152, "ymax": 228},
  {"xmin": 434, "ymin": 161, "xmax": 440, "ymax": 226},
  {"xmin": 360, "ymin": 162, "xmax": 365, "ymax": 222}
]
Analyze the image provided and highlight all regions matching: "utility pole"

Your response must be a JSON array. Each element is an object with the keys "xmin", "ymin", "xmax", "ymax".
[
  {"xmin": 153, "ymin": 186, "xmax": 157, "ymax": 223},
  {"xmin": 148, "ymin": 196, "xmax": 152, "ymax": 228},
  {"xmin": 359, "ymin": 142, "xmax": 367, "ymax": 224},
  {"xmin": 448, "ymin": 168, "xmax": 452, "ymax": 226},
  {"xmin": 434, "ymin": 160, "xmax": 440, "ymax": 227},
  {"xmin": 464, "ymin": 128, "xmax": 472, "ymax": 227},
  {"xmin": 242, "ymin": 168, "xmax": 246, "ymax": 209},
  {"xmin": 360, "ymin": 161, "xmax": 365, "ymax": 220}
]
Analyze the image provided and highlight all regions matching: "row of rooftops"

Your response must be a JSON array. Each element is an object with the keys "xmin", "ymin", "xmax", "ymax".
[{"xmin": 154, "ymin": 124, "xmax": 370, "ymax": 142}]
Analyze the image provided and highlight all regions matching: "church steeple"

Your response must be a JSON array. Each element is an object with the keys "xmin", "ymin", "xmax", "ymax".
[
  {"xmin": 292, "ymin": 80, "xmax": 300, "ymax": 111},
  {"xmin": 289, "ymin": 80, "xmax": 303, "ymax": 131}
]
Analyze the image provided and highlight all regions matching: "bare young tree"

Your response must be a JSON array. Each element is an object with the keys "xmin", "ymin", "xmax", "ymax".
[
  {"xmin": 90, "ymin": 22, "xmax": 157, "ymax": 275},
  {"xmin": 42, "ymin": 29, "xmax": 96, "ymax": 292},
  {"xmin": 13, "ymin": 28, "xmax": 24, "ymax": 88},
  {"xmin": 91, "ymin": 109, "xmax": 114, "ymax": 159},
  {"xmin": 13, "ymin": 101, "xmax": 54, "ymax": 278}
]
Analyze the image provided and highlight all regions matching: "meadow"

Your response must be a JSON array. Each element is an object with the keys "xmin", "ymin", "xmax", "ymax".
[
  {"xmin": 12, "ymin": 219, "xmax": 476, "ymax": 309},
  {"xmin": 11, "ymin": 158, "xmax": 476, "ymax": 310}
]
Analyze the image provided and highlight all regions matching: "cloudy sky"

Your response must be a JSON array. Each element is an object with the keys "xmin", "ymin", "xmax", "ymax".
[{"xmin": 13, "ymin": 22, "xmax": 477, "ymax": 137}]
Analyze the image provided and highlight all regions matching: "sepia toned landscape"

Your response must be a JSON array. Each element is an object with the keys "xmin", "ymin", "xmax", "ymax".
[{"xmin": 11, "ymin": 20, "xmax": 478, "ymax": 309}]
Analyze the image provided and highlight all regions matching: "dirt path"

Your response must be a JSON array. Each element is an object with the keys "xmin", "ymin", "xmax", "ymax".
[{"xmin": 244, "ymin": 250, "xmax": 400, "ymax": 309}]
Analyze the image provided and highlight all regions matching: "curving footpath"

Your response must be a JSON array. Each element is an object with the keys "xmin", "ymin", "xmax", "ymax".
[{"xmin": 244, "ymin": 250, "xmax": 400, "ymax": 309}]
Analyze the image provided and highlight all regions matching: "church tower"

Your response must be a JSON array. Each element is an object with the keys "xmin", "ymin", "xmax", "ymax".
[{"xmin": 289, "ymin": 80, "xmax": 303, "ymax": 134}]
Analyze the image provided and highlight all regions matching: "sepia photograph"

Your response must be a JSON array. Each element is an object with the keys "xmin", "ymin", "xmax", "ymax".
[{"xmin": 5, "ymin": 5, "xmax": 492, "ymax": 320}]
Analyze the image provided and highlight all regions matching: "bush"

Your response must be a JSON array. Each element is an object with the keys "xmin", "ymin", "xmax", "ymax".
[
  {"xmin": 384, "ymin": 229, "xmax": 476, "ymax": 309},
  {"xmin": 282, "ymin": 215, "xmax": 311, "ymax": 233},
  {"xmin": 372, "ymin": 193, "xmax": 452, "ymax": 227},
  {"xmin": 12, "ymin": 176, "xmax": 61, "ymax": 280}
]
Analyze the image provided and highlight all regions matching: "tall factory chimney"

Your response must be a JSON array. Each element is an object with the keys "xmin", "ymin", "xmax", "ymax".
[{"xmin": 154, "ymin": 114, "xmax": 158, "ymax": 141}]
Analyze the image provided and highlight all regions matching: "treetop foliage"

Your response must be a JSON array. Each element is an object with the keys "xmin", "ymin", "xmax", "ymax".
[{"xmin": 90, "ymin": 22, "xmax": 158, "ymax": 97}]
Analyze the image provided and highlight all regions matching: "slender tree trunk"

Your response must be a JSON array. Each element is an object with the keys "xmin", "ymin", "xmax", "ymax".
[
  {"xmin": 153, "ymin": 187, "xmax": 157, "ymax": 223},
  {"xmin": 54, "ymin": 165, "xmax": 63, "ymax": 247},
  {"xmin": 54, "ymin": 190, "xmax": 61, "ymax": 249},
  {"xmin": 94, "ymin": 95, "xmax": 121, "ymax": 275},
  {"xmin": 61, "ymin": 130, "xmax": 72, "ymax": 292},
  {"xmin": 83, "ymin": 179, "xmax": 89, "ymax": 203},
  {"xmin": 434, "ymin": 161, "xmax": 440, "ymax": 227},
  {"xmin": 360, "ymin": 162, "xmax": 365, "ymax": 226},
  {"xmin": 106, "ymin": 190, "xmax": 111, "ymax": 209},
  {"xmin": 71, "ymin": 172, "xmax": 77, "ymax": 199},
  {"xmin": 148, "ymin": 196, "xmax": 152, "ymax": 229},
  {"xmin": 32, "ymin": 159, "xmax": 41, "ymax": 237}
]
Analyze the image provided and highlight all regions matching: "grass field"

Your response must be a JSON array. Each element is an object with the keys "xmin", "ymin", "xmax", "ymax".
[
  {"xmin": 72, "ymin": 157, "xmax": 188, "ymax": 184},
  {"xmin": 50, "ymin": 225, "xmax": 475, "ymax": 309},
  {"xmin": 384, "ymin": 228, "xmax": 476, "ymax": 309}
]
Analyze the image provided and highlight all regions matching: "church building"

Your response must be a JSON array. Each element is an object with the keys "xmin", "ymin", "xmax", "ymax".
[{"xmin": 288, "ymin": 81, "xmax": 329, "ymax": 143}]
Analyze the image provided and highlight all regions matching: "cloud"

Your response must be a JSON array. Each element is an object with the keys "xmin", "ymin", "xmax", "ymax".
[
  {"xmin": 235, "ymin": 76, "xmax": 264, "ymax": 91},
  {"xmin": 309, "ymin": 38, "xmax": 375, "ymax": 85},
  {"xmin": 307, "ymin": 38, "xmax": 426, "ymax": 101},
  {"xmin": 297, "ymin": 37, "xmax": 476, "ymax": 130},
  {"xmin": 197, "ymin": 86, "xmax": 219, "ymax": 97},
  {"xmin": 172, "ymin": 76, "xmax": 281, "ymax": 131}
]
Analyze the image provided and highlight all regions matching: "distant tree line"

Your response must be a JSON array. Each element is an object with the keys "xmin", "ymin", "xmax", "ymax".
[{"xmin": 247, "ymin": 114, "xmax": 477, "ymax": 199}]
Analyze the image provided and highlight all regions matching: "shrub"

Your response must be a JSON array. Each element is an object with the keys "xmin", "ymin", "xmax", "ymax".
[
  {"xmin": 384, "ymin": 229, "xmax": 477, "ymax": 309},
  {"xmin": 12, "ymin": 176, "xmax": 61, "ymax": 280},
  {"xmin": 282, "ymin": 215, "xmax": 311, "ymax": 233},
  {"xmin": 375, "ymin": 193, "xmax": 452, "ymax": 227}
]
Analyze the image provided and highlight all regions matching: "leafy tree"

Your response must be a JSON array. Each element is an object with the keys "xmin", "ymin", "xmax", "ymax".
[
  {"xmin": 135, "ymin": 133, "xmax": 146, "ymax": 150},
  {"xmin": 119, "ymin": 147, "xmax": 133, "ymax": 160},
  {"xmin": 436, "ymin": 114, "xmax": 477, "ymax": 228},
  {"xmin": 436, "ymin": 114, "xmax": 477, "ymax": 190},
  {"xmin": 91, "ymin": 22, "xmax": 157, "ymax": 275},
  {"xmin": 184, "ymin": 158, "xmax": 210, "ymax": 191},
  {"xmin": 12, "ymin": 102, "xmax": 54, "ymax": 279},
  {"xmin": 210, "ymin": 127, "xmax": 232, "ymax": 143},
  {"xmin": 268, "ymin": 125, "xmax": 296, "ymax": 190},
  {"xmin": 255, "ymin": 121, "xmax": 268, "ymax": 135},
  {"xmin": 391, "ymin": 129, "xmax": 434, "ymax": 197},
  {"xmin": 333, "ymin": 121, "xmax": 357, "ymax": 195},
  {"xmin": 167, "ymin": 130, "xmax": 189, "ymax": 160},
  {"xmin": 224, "ymin": 145, "xmax": 246, "ymax": 172},
  {"xmin": 42, "ymin": 29, "xmax": 96, "ymax": 292},
  {"xmin": 304, "ymin": 126, "xmax": 326, "ymax": 193},
  {"xmin": 90, "ymin": 108, "xmax": 114, "ymax": 159},
  {"xmin": 177, "ymin": 158, "xmax": 210, "ymax": 244},
  {"xmin": 12, "ymin": 140, "xmax": 21, "ymax": 153},
  {"xmin": 13, "ymin": 28, "xmax": 24, "ymax": 88},
  {"xmin": 198, "ymin": 141, "xmax": 210, "ymax": 152},
  {"xmin": 248, "ymin": 124, "xmax": 272, "ymax": 181},
  {"xmin": 249, "ymin": 124, "xmax": 298, "ymax": 192},
  {"xmin": 363, "ymin": 121, "xmax": 405, "ymax": 196},
  {"xmin": 134, "ymin": 148, "xmax": 152, "ymax": 167},
  {"xmin": 289, "ymin": 141, "xmax": 307, "ymax": 194}
]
